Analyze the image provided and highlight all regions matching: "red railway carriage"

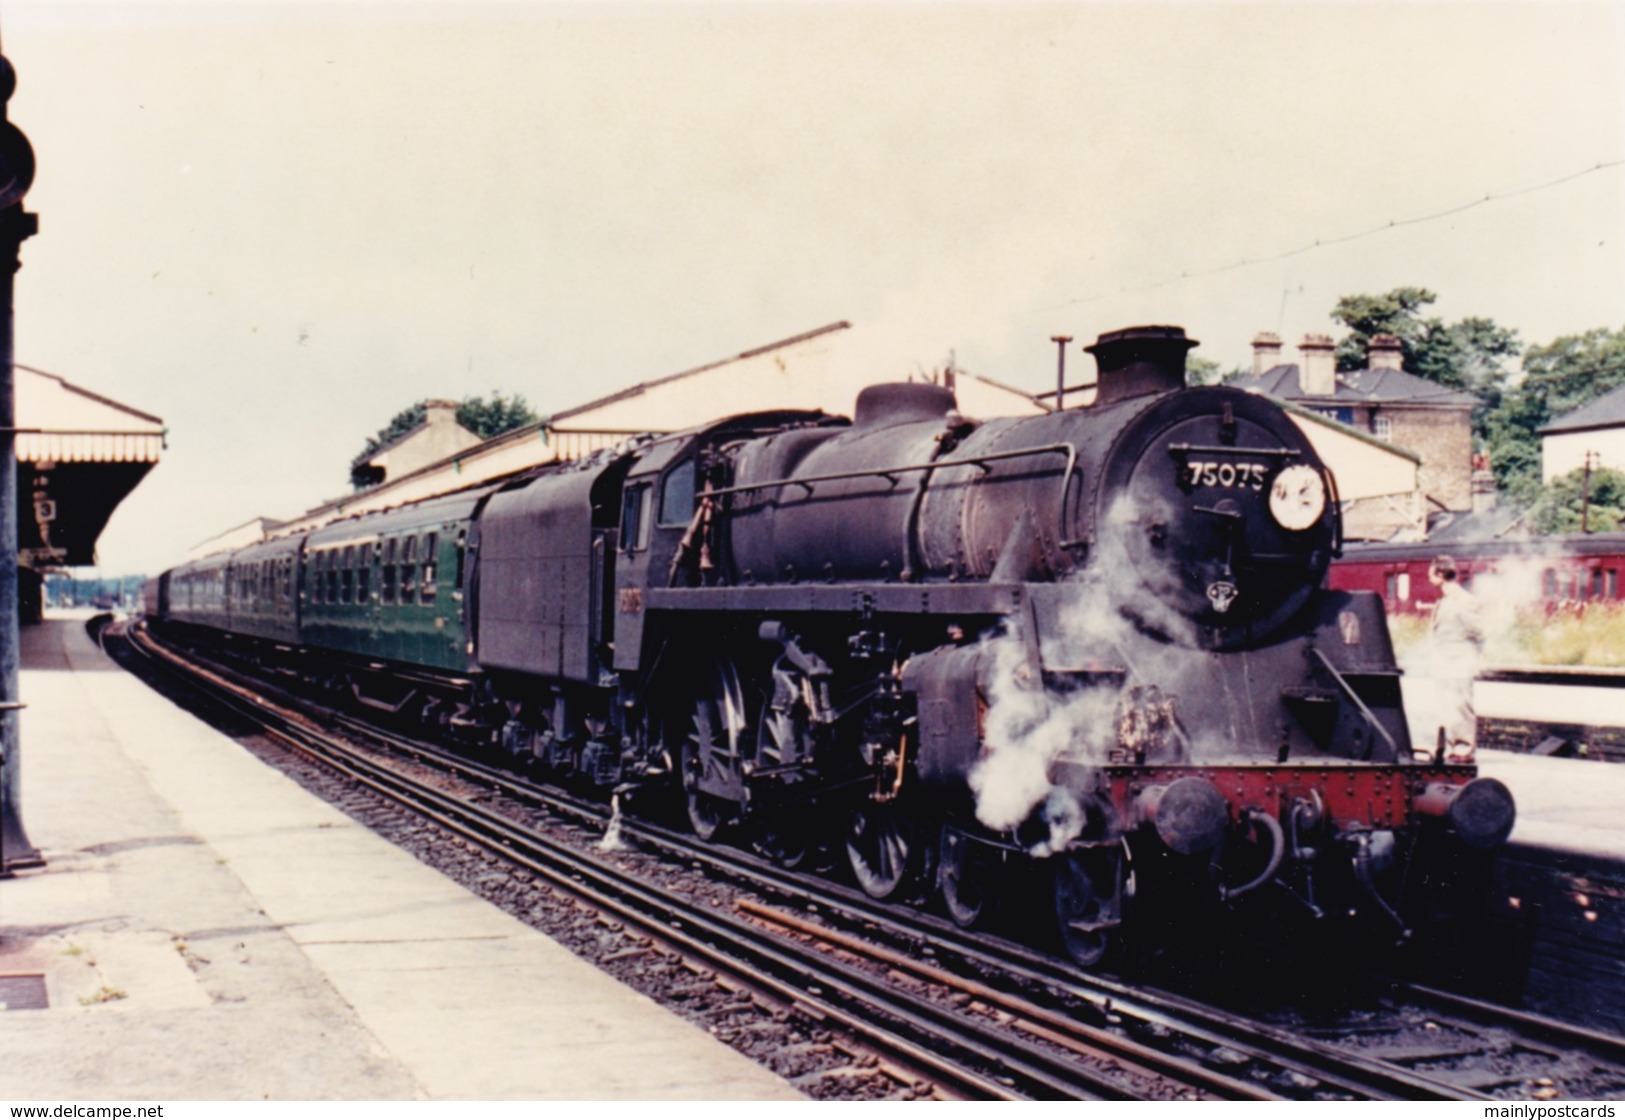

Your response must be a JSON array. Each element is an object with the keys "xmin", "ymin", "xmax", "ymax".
[{"xmin": 1329, "ymin": 532, "xmax": 1625, "ymax": 617}]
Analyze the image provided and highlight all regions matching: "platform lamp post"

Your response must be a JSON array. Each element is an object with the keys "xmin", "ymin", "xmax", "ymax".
[{"xmin": 0, "ymin": 51, "xmax": 42, "ymax": 876}]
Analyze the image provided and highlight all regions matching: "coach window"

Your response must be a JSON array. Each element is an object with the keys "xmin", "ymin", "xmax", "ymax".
[
  {"xmin": 381, "ymin": 539, "xmax": 397, "ymax": 604},
  {"xmin": 402, "ymin": 536, "xmax": 418, "ymax": 602},
  {"xmin": 327, "ymin": 551, "xmax": 340, "ymax": 603},
  {"xmin": 341, "ymin": 546, "xmax": 354, "ymax": 603},
  {"xmin": 1396, "ymin": 572, "xmax": 1410, "ymax": 602},
  {"xmin": 1609, "ymin": 569, "xmax": 1620, "ymax": 600},
  {"xmin": 358, "ymin": 545, "xmax": 372, "ymax": 603},
  {"xmin": 658, "ymin": 459, "xmax": 697, "ymax": 527},
  {"xmin": 421, "ymin": 533, "xmax": 438, "ymax": 603},
  {"xmin": 621, "ymin": 483, "xmax": 652, "ymax": 552}
]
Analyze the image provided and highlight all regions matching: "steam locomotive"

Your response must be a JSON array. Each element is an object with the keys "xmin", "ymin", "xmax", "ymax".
[{"xmin": 147, "ymin": 325, "xmax": 1516, "ymax": 966}]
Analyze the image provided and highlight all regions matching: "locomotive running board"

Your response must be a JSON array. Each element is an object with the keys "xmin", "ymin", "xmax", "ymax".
[{"xmin": 645, "ymin": 582, "xmax": 1026, "ymax": 615}]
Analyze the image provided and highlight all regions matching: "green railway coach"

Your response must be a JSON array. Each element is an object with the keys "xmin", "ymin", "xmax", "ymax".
[{"xmin": 301, "ymin": 487, "xmax": 494, "ymax": 675}]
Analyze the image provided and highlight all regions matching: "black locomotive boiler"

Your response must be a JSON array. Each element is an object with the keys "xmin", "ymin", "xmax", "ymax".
[{"xmin": 151, "ymin": 325, "xmax": 1516, "ymax": 966}]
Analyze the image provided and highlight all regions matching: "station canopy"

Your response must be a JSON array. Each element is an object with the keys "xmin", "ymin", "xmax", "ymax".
[{"xmin": 13, "ymin": 364, "xmax": 164, "ymax": 567}]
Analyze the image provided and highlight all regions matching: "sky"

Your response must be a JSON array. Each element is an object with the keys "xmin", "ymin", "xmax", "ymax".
[{"xmin": 5, "ymin": 0, "xmax": 1624, "ymax": 576}]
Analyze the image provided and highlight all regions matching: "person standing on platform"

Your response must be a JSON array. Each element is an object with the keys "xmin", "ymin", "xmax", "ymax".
[{"xmin": 1428, "ymin": 555, "xmax": 1485, "ymax": 764}]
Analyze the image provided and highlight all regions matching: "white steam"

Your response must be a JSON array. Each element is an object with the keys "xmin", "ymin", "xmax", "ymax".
[
  {"xmin": 967, "ymin": 494, "xmax": 1202, "ymax": 847},
  {"xmin": 1396, "ymin": 553, "xmax": 1548, "ymax": 750}
]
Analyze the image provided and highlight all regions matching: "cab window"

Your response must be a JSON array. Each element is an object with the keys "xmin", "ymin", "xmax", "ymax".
[
  {"xmin": 658, "ymin": 459, "xmax": 697, "ymax": 527},
  {"xmin": 620, "ymin": 484, "xmax": 652, "ymax": 552}
]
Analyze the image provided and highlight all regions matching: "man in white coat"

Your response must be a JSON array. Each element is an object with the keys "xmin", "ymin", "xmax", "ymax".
[{"xmin": 1428, "ymin": 556, "xmax": 1485, "ymax": 764}]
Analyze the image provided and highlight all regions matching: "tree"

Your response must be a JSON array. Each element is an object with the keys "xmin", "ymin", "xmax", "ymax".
[
  {"xmin": 1330, "ymin": 286, "xmax": 1439, "ymax": 372},
  {"xmin": 350, "ymin": 391, "xmax": 538, "ymax": 489},
  {"xmin": 1528, "ymin": 464, "xmax": 1625, "ymax": 535},
  {"xmin": 1186, "ymin": 355, "xmax": 1247, "ymax": 387},
  {"xmin": 1329, "ymin": 287, "xmax": 1521, "ymax": 442},
  {"xmin": 456, "ymin": 391, "xmax": 537, "ymax": 440},
  {"xmin": 1483, "ymin": 325, "xmax": 1625, "ymax": 496}
]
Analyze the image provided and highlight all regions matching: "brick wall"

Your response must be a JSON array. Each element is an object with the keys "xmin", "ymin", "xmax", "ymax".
[{"xmin": 1391, "ymin": 406, "xmax": 1473, "ymax": 512}]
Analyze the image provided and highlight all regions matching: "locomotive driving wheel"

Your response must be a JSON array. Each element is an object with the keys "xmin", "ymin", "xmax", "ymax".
[
  {"xmin": 937, "ymin": 825, "xmax": 994, "ymax": 929},
  {"xmin": 846, "ymin": 803, "xmax": 920, "ymax": 900},
  {"xmin": 681, "ymin": 657, "xmax": 749, "ymax": 842},
  {"xmin": 752, "ymin": 688, "xmax": 813, "ymax": 867},
  {"xmin": 1054, "ymin": 844, "xmax": 1127, "ymax": 969}
]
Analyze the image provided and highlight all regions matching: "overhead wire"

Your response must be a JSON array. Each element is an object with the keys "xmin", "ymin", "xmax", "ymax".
[{"xmin": 1050, "ymin": 158, "xmax": 1625, "ymax": 310}]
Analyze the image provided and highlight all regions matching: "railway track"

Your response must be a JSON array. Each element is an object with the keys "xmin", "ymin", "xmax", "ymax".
[{"xmin": 110, "ymin": 618, "xmax": 1625, "ymax": 1101}]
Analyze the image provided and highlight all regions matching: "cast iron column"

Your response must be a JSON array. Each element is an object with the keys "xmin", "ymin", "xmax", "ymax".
[{"xmin": 1, "ymin": 52, "xmax": 42, "ymax": 875}]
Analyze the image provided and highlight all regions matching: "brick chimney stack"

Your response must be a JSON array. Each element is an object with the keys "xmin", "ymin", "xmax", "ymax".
[
  {"xmin": 1368, "ymin": 334, "xmax": 1404, "ymax": 371},
  {"xmin": 1251, "ymin": 332, "xmax": 1283, "ymax": 376},
  {"xmin": 1299, "ymin": 334, "xmax": 1337, "ymax": 396},
  {"xmin": 424, "ymin": 399, "xmax": 459, "ymax": 429}
]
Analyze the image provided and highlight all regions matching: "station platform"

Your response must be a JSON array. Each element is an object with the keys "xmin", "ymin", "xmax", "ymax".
[
  {"xmin": 0, "ymin": 615, "xmax": 802, "ymax": 1101},
  {"xmin": 1476, "ymin": 749, "xmax": 1625, "ymax": 863},
  {"xmin": 1402, "ymin": 674, "xmax": 1625, "ymax": 862}
]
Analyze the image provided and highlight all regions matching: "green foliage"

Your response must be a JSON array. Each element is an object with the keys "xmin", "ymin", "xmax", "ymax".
[
  {"xmin": 456, "ymin": 391, "xmax": 537, "ymax": 441},
  {"xmin": 350, "ymin": 391, "xmax": 537, "ymax": 490},
  {"xmin": 1329, "ymin": 288, "xmax": 1521, "ymax": 443},
  {"xmin": 1330, "ymin": 287, "xmax": 1439, "ymax": 371},
  {"xmin": 1186, "ymin": 355, "xmax": 1246, "ymax": 386},
  {"xmin": 1526, "ymin": 464, "xmax": 1625, "ymax": 535},
  {"xmin": 1521, "ymin": 326, "xmax": 1625, "ymax": 416},
  {"xmin": 1482, "ymin": 325, "xmax": 1625, "ymax": 494}
]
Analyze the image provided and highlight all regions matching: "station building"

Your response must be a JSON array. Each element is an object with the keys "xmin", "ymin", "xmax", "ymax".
[
  {"xmin": 1540, "ymin": 382, "xmax": 1625, "ymax": 484},
  {"xmin": 262, "ymin": 321, "xmax": 1048, "ymax": 541},
  {"xmin": 197, "ymin": 320, "xmax": 1422, "ymax": 555},
  {"xmin": 1231, "ymin": 332, "xmax": 1471, "ymax": 540}
]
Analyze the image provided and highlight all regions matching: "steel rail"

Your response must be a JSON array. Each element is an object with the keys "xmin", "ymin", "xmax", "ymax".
[
  {"xmin": 119, "ymin": 623, "xmax": 999, "ymax": 1100},
  {"xmin": 1400, "ymin": 982, "xmax": 1625, "ymax": 1067},
  {"xmin": 126, "ymin": 620, "xmax": 1526, "ymax": 1101},
  {"xmin": 122, "ymin": 624, "xmax": 1237, "ymax": 1101}
]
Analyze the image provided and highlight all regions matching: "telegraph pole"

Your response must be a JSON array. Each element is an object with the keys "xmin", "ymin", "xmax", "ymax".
[
  {"xmin": 1, "ymin": 51, "xmax": 42, "ymax": 875},
  {"xmin": 1581, "ymin": 450, "xmax": 1599, "ymax": 536}
]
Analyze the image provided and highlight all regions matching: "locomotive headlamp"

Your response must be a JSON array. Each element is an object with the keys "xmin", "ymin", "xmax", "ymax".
[{"xmin": 1268, "ymin": 465, "xmax": 1326, "ymax": 531}]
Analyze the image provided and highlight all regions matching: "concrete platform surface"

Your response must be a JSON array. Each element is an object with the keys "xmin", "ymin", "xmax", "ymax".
[
  {"xmin": 1476, "ymin": 748, "xmax": 1625, "ymax": 862},
  {"xmin": 0, "ymin": 616, "xmax": 802, "ymax": 1101}
]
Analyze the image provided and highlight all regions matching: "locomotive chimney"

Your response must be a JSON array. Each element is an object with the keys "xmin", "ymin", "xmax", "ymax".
[
  {"xmin": 1298, "ymin": 333, "xmax": 1337, "ymax": 396},
  {"xmin": 1084, "ymin": 325, "xmax": 1198, "ymax": 406},
  {"xmin": 1251, "ymin": 331, "xmax": 1283, "ymax": 376}
]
